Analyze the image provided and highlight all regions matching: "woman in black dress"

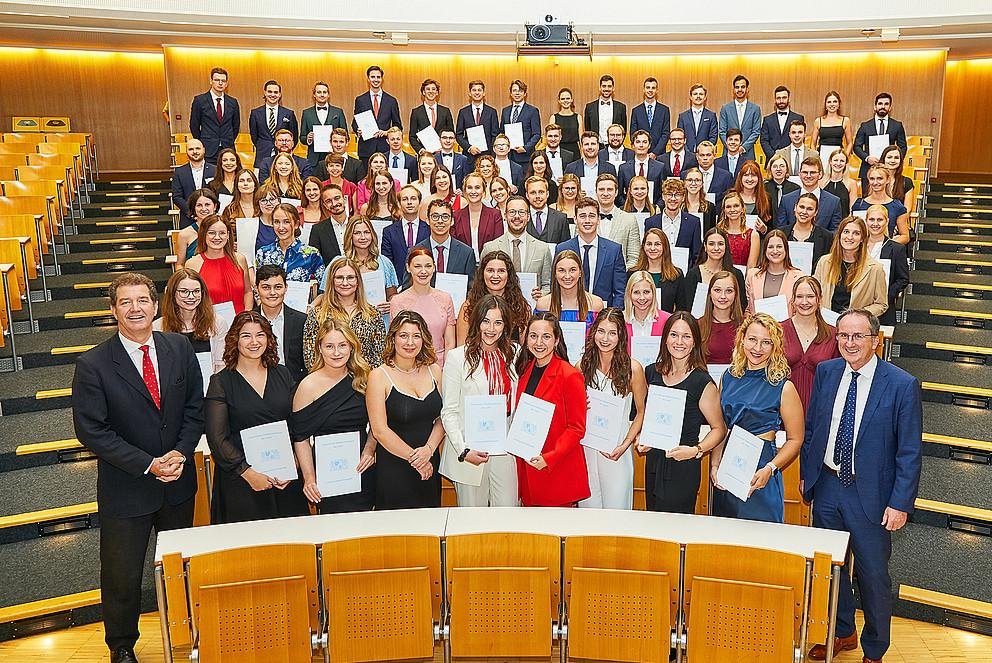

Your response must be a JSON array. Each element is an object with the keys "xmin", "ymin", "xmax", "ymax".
[
  {"xmin": 290, "ymin": 318, "xmax": 377, "ymax": 513},
  {"xmin": 551, "ymin": 87, "xmax": 581, "ymax": 158},
  {"xmin": 205, "ymin": 311, "xmax": 309, "ymax": 524},
  {"xmin": 366, "ymin": 309, "xmax": 445, "ymax": 509},
  {"xmin": 638, "ymin": 312, "xmax": 726, "ymax": 513}
]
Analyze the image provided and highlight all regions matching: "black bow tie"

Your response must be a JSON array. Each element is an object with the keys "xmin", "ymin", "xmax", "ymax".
[
  {"xmin": 601, "ymin": 101, "xmax": 610, "ymax": 105},
  {"xmin": 317, "ymin": 106, "xmax": 328, "ymax": 110},
  {"xmin": 442, "ymin": 153, "xmax": 453, "ymax": 158},
  {"xmin": 778, "ymin": 111, "xmax": 788, "ymax": 116},
  {"xmin": 600, "ymin": 213, "xmax": 613, "ymax": 220}
]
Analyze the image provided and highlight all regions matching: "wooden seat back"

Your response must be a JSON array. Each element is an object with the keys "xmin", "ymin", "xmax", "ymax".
[
  {"xmin": 0, "ymin": 155, "xmax": 28, "ymax": 168},
  {"xmin": 0, "ymin": 144, "xmax": 37, "ymax": 155},
  {"xmin": 445, "ymin": 531, "xmax": 561, "ymax": 607},
  {"xmin": 0, "ymin": 237, "xmax": 34, "ymax": 288},
  {"xmin": 2, "ymin": 133, "xmax": 45, "ymax": 144},
  {"xmin": 0, "ymin": 214, "xmax": 46, "ymax": 261}
]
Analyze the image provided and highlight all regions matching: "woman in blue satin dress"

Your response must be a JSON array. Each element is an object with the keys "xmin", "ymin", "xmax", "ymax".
[{"xmin": 711, "ymin": 312, "xmax": 804, "ymax": 523}]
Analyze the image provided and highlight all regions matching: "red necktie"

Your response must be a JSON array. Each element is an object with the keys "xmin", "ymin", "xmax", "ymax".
[
  {"xmin": 429, "ymin": 105, "xmax": 437, "ymax": 127},
  {"xmin": 673, "ymin": 154, "xmax": 681, "ymax": 177},
  {"xmin": 639, "ymin": 162, "xmax": 645, "ymax": 177},
  {"xmin": 475, "ymin": 107, "xmax": 481, "ymax": 125},
  {"xmin": 215, "ymin": 97, "xmax": 223, "ymax": 123},
  {"xmin": 436, "ymin": 246, "xmax": 446, "ymax": 273},
  {"xmin": 140, "ymin": 344, "xmax": 161, "ymax": 409},
  {"xmin": 373, "ymin": 93, "xmax": 380, "ymax": 117}
]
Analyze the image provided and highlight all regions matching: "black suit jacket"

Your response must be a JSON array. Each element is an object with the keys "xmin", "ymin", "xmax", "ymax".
[
  {"xmin": 583, "ymin": 100, "xmax": 628, "ymax": 138},
  {"xmin": 854, "ymin": 117, "xmax": 908, "ymax": 179},
  {"xmin": 629, "ymin": 102, "xmax": 671, "ymax": 156},
  {"xmin": 759, "ymin": 110, "xmax": 804, "ymax": 161},
  {"xmin": 764, "ymin": 178, "xmax": 800, "ymax": 212},
  {"xmin": 659, "ymin": 150, "xmax": 697, "ymax": 179},
  {"xmin": 189, "ymin": 92, "xmax": 241, "ymax": 158},
  {"xmin": 342, "ymin": 156, "xmax": 365, "ymax": 184},
  {"xmin": 409, "ymin": 103, "xmax": 455, "ymax": 153},
  {"xmin": 527, "ymin": 207, "xmax": 571, "ymax": 245},
  {"xmin": 455, "ymin": 104, "xmax": 500, "ymax": 158},
  {"xmin": 259, "ymin": 304, "xmax": 306, "ymax": 384},
  {"xmin": 248, "ymin": 105, "xmax": 299, "ymax": 167},
  {"xmin": 299, "ymin": 104, "xmax": 348, "ymax": 167},
  {"xmin": 353, "ymin": 90, "xmax": 403, "ymax": 158},
  {"xmin": 172, "ymin": 162, "xmax": 216, "ymax": 228},
  {"xmin": 72, "ymin": 332, "xmax": 204, "ymax": 518},
  {"xmin": 307, "ymin": 218, "xmax": 343, "ymax": 265},
  {"xmin": 542, "ymin": 147, "xmax": 576, "ymax": 170}
]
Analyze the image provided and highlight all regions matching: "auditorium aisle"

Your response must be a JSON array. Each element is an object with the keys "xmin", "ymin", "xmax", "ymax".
[
  {"xmin": 0, "ymin": 178, "xmax": 172, "ymax": 638},
  {"xmin": 890, "ymin": 179, "xmax": 992, "ymax": 630}
]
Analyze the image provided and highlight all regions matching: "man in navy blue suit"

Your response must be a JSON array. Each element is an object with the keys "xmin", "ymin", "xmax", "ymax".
[
  {"xmin": 256, "ymin": 129, "xmax": 312, "ymax": 183},
  {"xmin": 456, "ymin": 80, "xmax": 500, "ymax": 166},
  {"xmin": 409, "ymin": 199, "xmax": 477, "ymax": 289},
  {"xmin": 565, "ymin": 131, "xmax": 617, "ymax": 197},
  {"xmin": 171, "ymin": 139, "xmax": 215, "ymax": 228},
  {"xmin": 434, "ymin": 130, "xmax": 469, "ymax": 191},
  {"xmin": 628, "ymin": 77, "xmax": 671, "ymax": 159},
  {"xmin": 385, "ymin": 127, "xmax": 418, "ymax": 183},
  {"xmin": 802, "ymin": 309, "xmax": 921, "ymax": 663},
  {"xmin": 617, "ymin": 130, "xmax": 664, "ymax": 205},
  {"xmin": 382, "ymin": 187, "xmax": 430, "ymax": 284},
  {"xmin": 644, "ymin": 179, "xmax": 703, "ymax": 264},
  {"xmin": 491, "ymin": 134, "xmax": 525, "ymax": 193},
  {"xmin": 676, "ymin": 83, "xmax": 718, "ymax": 153},
  {"xmin": 500, "ymin": 79, "xmax": 542, "ymax": 166},
  {"xmin": 776, "ymin": 156, "xmax": 842, "ymax": 230},
  {"xmin": 248, "ymin": 80, "xmax": 298, "ymax": 169},
  {"xmin": 714, "ymin": 128, "xmax": 746, "ymax": 179},
  {"xmin": 694, "ymin": 141, "xmax": 733, "ymax": 210},
  {"xmin": 189, "ymin": 67, "xmax": 240, "ymax": 160},
  {"xmin": 853, "ymin": 93, "xmax": 908, "ymax": 192},
  {"xmin": 556, "ymin": 198, "xmax": 626, "ymax": 308},
  {"xmin": 718, "ymin": 75, "xmax": 762, "ymax": 161},
  {"xmin": 658, "ymin": 127, "xmax": 697, "ymax": 180},
  {"xmin": 352, "ymin": 65, "xmax": 402, "ymax": 164},
  {"xmin": 759, "ymin": 85, "xmax": 804, "ymax": 162}
]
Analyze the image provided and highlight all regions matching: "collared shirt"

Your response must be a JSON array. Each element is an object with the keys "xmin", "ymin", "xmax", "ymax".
[
  {"xmin": 261, "ymin": 306, "xmax": 286, "ymax": 364},
  {"xmin": 471, "ymin": 103, "xmax": 485, "ymax": 123},
  {"xmin": 644, "ymin": 101, "xmax": 655, "ymax": 123},
  {"xmin": 579, "ymin": 237, "xmax": 599, "ymax": 285},
  {"xmin": 629, "ymin": 315, "xmax": 654, "ymax": 337},
  {"xmin": 508, "ymin": 230, "xmax": 529, "ymax": 266},
  {"xmin": 802, "ymin": 186, "xmax": 822, "ymax": 199},
  {"xmin": 692, "ymin": 107, "xmax": 703, "ymax": 131},
  {"xmin": 211, "ymin": 93, "xmax": 224, "ymax": 115},
  {"xmin": 315, "ymin": 104, "xmax": 329, "ymax": 124},
  {"xmin": 608, "ymin": 148, "xmax": 626, "ymax": 165},
  {"xmin": 546, "ymin": 150, "xmax": 564, "ymax": 179},
  {"xmin": 429, "ymin": 236, "xmax": 453, "ymax": 272},
  {"xmin": 439, "ymin": 151, "xmax": 454, "ymax": 171},
  {"xmin": 727, "ymin": 154, "xmax": 739, "ymax": 173},
  {"xmin": 735, "ymin": 100, "xmax": 747, "ymax": 127},
  {"xmin": 598, "ymin": 99, "xmax": 613, "ymax": 142},
  {"xmin": 369, "ymin": 90, "xmax": 381, "ymax": 106},
  {"xmin": 119, "ymin": 331, "xmax": 158, "ymax": 394},
  {"xmin": 424, "ymin": 102, "xmax": 438, "ymax": 120},
  {"xmin": 699, "ymin": 167, "xmax": 714, "ymax": 192},
  {"xmin": 190, "ymin": 163, "xmax": 205, "ymax": 189},
  {"xmin": 660, "ymin": 210, "xmax": 682, "ymax": 248},
  {"xmin": 330, "ymin": 217, "xmax": 348, "ymax": 249},
  {"xmin": 255, "ymin": 239, "xmax": 324, "ymax": 283},
  {"xmin": 825, "ymin": 355, "xmax": 879, "ymax": 475},
  {"xmin": 778, "ymin": 110, "xmax": 789, "ymax": 132},
  {"xmin": 598, "ymin": 207, "xmax": 616, "ymax": 239}
]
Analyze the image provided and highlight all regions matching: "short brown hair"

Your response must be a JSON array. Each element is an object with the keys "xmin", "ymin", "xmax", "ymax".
[
  {"xmin": 109, "ymin": 273, "xmax": 157, "ymax": 305},
  {"xmin": 223, "ymin": 311, "xmax": 280, "ymax": 369}
]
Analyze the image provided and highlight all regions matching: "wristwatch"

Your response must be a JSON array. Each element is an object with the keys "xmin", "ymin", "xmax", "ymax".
[
  {"xmin": 765, "ymin": 460, "xmax": 779, "ymax": 474},
  {"xmin": 693, "ymin": 445, "xmax": 704, "ymax": 459},
  {"xmin": 458, "ymin": 448, "xmax": 471, "ymax": 462}
]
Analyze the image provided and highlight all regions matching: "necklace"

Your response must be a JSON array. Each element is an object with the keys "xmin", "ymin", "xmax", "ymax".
[{"xmin": 391, "ymin": 363, "xmax": 420, "ymax": 374}]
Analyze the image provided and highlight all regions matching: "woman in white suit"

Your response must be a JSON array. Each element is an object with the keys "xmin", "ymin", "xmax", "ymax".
[{"xmin": 440, "ymin": 294, "xmax": 519, "ymax": 506}]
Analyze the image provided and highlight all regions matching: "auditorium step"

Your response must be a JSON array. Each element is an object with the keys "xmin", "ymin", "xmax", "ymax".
[
  {"xmin": 64, "ymin": 231, "xmax": 170, "ymax": 253},
  {"xmin": 71, "ymin": 215, "xmax": 174, "ymax": 235},
  {"xmin": 916, "ymin": 233, "xmax": 992, "ymax": 255},
  {"xmin": 12, "ymin": 326, "xmax": 117, "ymax": 369},
  {"xmin": 894, "ymin": 323, "xmax": 992, "ymax": 364},
  {"xmin": 81, "ymin": 201, "xmax": 171, "ymax": 217},
  {"xmin": 47, "ymin": 248, "xmax": 171, "ymax": 275},
  {"xmin": 912, "ymin": 250, "xmax": 992, "ymax": 276},
  {"xmin": 87, "ymin": 189, "xmax": 169, "ymax": 204},
  {"xmin": 42, "ymin": 268, "xmax": 172, "ymax": 301},
  {"xmin": 908, "ymin": 269, "xmax": 992, "ymax": 300},
  {"xmin": 97, "ymin": 179, "xmax": 171, "ymax": 192},
  {"xmin": 0, "ymin": 408, "xmax": 76, "ymax": 472},
  {"xmin": 893, "ymin": 356, "xmax": 992, "ymax": 409},
  {"xmin": 0, "ymin": 364, "xmax": 75, "ymax": 415},
  {"xmin": 922, "ymin": 205, "xmax": 992, "ymax": 221},
  {"xmin": 0, "ymin": 463, "xmax": 97, "ymax": 544},
  {"xmin": 902, "ymin": 294, "xmax": 992, "ymax": 329},
  {"xmin": 920, "ymin": 218, "xmax": 992, "ymax": 236},
  {"xmin": 11, "ymin": 295, "xmax": 115, "ymax": 331}
]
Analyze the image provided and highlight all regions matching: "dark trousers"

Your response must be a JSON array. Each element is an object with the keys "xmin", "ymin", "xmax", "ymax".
[
  {"xmin": 99, "ymin": 498, "xmax": 195, "ymax": 651},
  {"xmin": 812, "ymin": 469, "xmax": 893, "ymax": 660}
]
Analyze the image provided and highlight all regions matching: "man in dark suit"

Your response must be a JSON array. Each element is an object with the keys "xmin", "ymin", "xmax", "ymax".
[
  {"xmin": 542, "ymin": 123, "xmax": 576, "ymax": 181},
  {"xmin": 72, "ymin": 273, "xmax": 204, "ymax": 663},
  {"xmin": 556, "ymin": 198, "xmax": 626, "ymax": 308},
  {"xmin": 455, "ymin": 80, "xmax": 500, "ymax": 165},
  {"xmin": 773, "ymin": 120, "xmax": 818, "ymax": 174},
  {"xmin": 714, "ymin": 128, "xmax": 746, "ymax": 178},
  {"xmin": 171, "ymin": 139, "xmax": 216, "ymax": 228},
  {"xmin": 308, "ymin": 183, "xmax": 346, "ymax": 265},
  {"xmin": 248, "ymin": 80, "xmax": 298, "ymax": 169},
  {"xmin": 434, "ymin": 129, "xmax": 469, "ymax": 191},
  {"xmin": 719, "ymin": 75, "xmax": 762, "ymax": 161},
  {"xmin": 694, "ymin": 141, "xmax": 733, "ymax": 210},
  {"xmin": 382, "ymin": 190, "xmax": 430, "ymax": 285},
  {"xmin": 765, "ymin": 156, "xmax": 800, "ymax": 210},
  {"xmin": 492, "ymin": 134, "xmax": 525, "ymax": 193},
  {"xmin": 584, "ymin": 74, "xmax": 627, "ymax": 144},
  {"xmin": 677, "ymin": 83, "xmax": 719, "ymax": 153},
  {"xmin": 326, "ymin": 128, "xmax": 364, "ymax": 183},
  {"xmin": 658, "ymin": 127, "xmax": 697, "ymax": 180},
  {"xmin": 255, "ymin": 264, "xmax": 306, "ymax": 383},
  {"xmin": 408, "ymin": 199, "xmax": 477, "ymax": 289},
  {"xmin": 299, "ymin": 81, "xmax": 347, "ymax": 173},
  {"xmin": 802, "ymin": 309, "xmax": 921, "ymax": 663},
  {"xmin": 565, "ymin": 131, "xmax": 618, "ymax": 197},
  {"xmin": 352, "ymin": 65, "xmax": 402, "ymax": 163},
  {"xmin": 525, "ymin": 176, "xmax": 571, "ymax": 245},
  {"xmin": 257, "ymin": 129, "xmax": 313, "ymax": 183},
  {"xmin": 644, "ymin": 178, "xmax": 703, "ymax": 263},
  {"xmin": 759, "ymin": 85, "xmax": 804, "ymax": 162},
  {"xmin": 385, "ymin": 127, "xmax": 418, "ymax": 183},
  {"xmin": 499, "ymin": 79, "xmax": 542, "ymax": 166},
  {"xmin": 776, "ymin": 157, "xmax": 842, "ymax": 230},
  {"xmin": 628, "ymin": 77, "xmax": 671, "ymax": 158},
  {"xmin": 409, "ymin": 78, "xmax": 455, "ymax": 153},
  {"xmin": 618, "ymin": 130, "xmax": 664, "ymax": 206},
  {"xmin": 599, "ymin": 124, "xmax": 634, "ymax": 167},
  {"xmin": 189, "ymin": 67, "xmax": 240, "ymax": 160},
  {"xmin": 853, "ymin": 92, "xmax": 908, "ymax": 190}
]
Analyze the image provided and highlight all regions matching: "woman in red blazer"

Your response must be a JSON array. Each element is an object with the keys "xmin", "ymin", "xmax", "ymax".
[
  {"xmin": 513, "ymin": 312, "xmax": 590, "ymax": 506},
  {"xmin": 452, "ymin": 173, "xmax": 505, "ymax": 257}
]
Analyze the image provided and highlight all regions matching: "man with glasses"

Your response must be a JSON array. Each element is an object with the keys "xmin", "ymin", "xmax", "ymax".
[
  {"xmin": 555, "ymin": 197, "xmax": 626, "ymax": 307},
  {"xmin": 802, "ymin": 308, "xmax": 921, "ymax": 663},
  {"xmin": 776, "ymin": 156, "xmax": 842, "ymax": 230},
  {"xmin": 189, "ymin": 66, "xmax": 240, "ymax": 160},
  {"xmin": 408, "ymin": 199, "xmax": 476, "ymax": 289},
  {"xmin": 482, "ymin": 195, "xmax": 551, "ymax": 297},
  {"xmin": 659, "ymin": 127, "xmax": 697, "ymax": 180},
  {"xmin": 255, "ymin": 264, "xmax": 306, "ymax": 382},
  {"xmin": 258, "ymin": 128, "xmax": 313, "ymax": 183},
  {"xmin": 644, "ymin": 178, "xmax": 703, "ymax": 263}
]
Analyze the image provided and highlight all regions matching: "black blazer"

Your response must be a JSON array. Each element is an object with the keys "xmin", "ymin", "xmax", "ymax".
[
  {"xmin": 583, "ymin": 100, "xmax": 628, "ymax": 137},
  {"xmin": 299, "ymin": 104, "xmax": 348, "ymax": 166},
  {"xmin": 854, "ymin": 117, "xmax": 908, "ymax": 179},
  {"xmin": 527, "ymin": 207, "xmax": 571, "ymax": 245},
  {"xmin": 72, "ymin": 332, "xmax": 204, "ymax": 518},
  {"xmin": 784, "ymin": 222, "xmax": 834, "ymax": 269},
  {"xmin": 759, "ymin": 110, "xmax": 804, "ymax": 161},
  {"xmin": 342, "ymin": 156, "xmax": 365, "ymax": 184},
  {"xmin": 455, "ymin": 104, "xmax": 500, "ymax": 158},
  {"xmin": 260, "ymin": 304, "xmax": 306, "ymax": 384},
  {"xmin": 307, "ymin": 218, "xmax": 343, "ymax": 266},
  {"xmin": 353, "ymin": 90, "xmax": 403, "ymax": 158},
  {"xmin": 541, "ymin": 147, "xmax": 576, "ymax": 169},
  {"xmin": 409, "ymin": 103, "xmax": 455, "ymax": 153},
  {"xmin": 172, "ymin": 162, "xmax": 217, "ymax": 228},
  {"xmin": 764, "ymin": 178, "xmax": 800, "ymax": 211},
  {"xmin": 189, "ymin": 92, "xmax": 241, "ymax": 159},
  {"xmin": 248, "ymin": 105, "xmax": 299, "ymax": 167},
  {"xmin": 659, "ymin": 150, "xmax": 697, "ymax": 180}
]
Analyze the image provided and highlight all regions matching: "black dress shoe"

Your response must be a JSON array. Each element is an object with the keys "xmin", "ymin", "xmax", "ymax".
[{"xmin": 111, "ymin": 647, "xmax": 139, "ymax": 663}]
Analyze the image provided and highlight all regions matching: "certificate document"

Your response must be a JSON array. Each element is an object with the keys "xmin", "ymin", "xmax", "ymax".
[
  {"xmin": 463, "ymin": 394, "xmax": 507, "ymax": 454},
  {"xmin": 789, "ymin": 241, "xmax": 814, "ymax": 275},
  {"xmin": 388, "ymin": 168, "xmax": 409, "ymax": 186},
  {"xmin": 715, "ymin": 426, "xmax": 765, "ymax": 502},
  {"xmin": 218, "ymin": 193, "xmax": 233, "ymax": 212},
  {"xmin": 517, "ymin": 272, "xmax": 538, "ymax": 309},
  {"xmin": 312, "ymin": 125, "xmax": 333, "ymax": 153},
  {"xmin": 235, "ymin": 217, "xmax": 259, "ymax": 267},
  {"xmin": 504, "ymin": 122, "xmax": 525, "ymax": 149},
  {"xmin": 241, "ymin": 420, "xmax": 297, "ymax": 482},
  {"xmin": 707, "ymin": 364, "xmax": 729, "ymax": 389},
  {"xmin": 690, "ymin": 282, "xmax": 708, "ymax": 318},
  {"xmin": 754, "ymin": 295, "xmax": 790, "ymax": 322},
  {"xmin": 819, "ymin": 145, "xmax": 835, "ymax": 173},
  {"xmin": 559, "ymin": 320, "xmax": 586, "ymax": 364},
  {"xmin": 355, "ymin": 110, "xmax": 380, "ymax": 140},
  {"xmin": 670, "ymin": 246, "xmax": 689, "ymax": 275},
  {"xmin": 314, "ymin": 432, "xmax": 361, "ymax": 498},
  {"xmin": 639, "ymin": 385, "xmax": 687, "ymax": 451},
  {"xmin": 466, "ymin": 125, "xmax": 488, "ymax": 152},
  {"xmin": 745, "ymin": 215, "xmax": 759, "ymax": 230},
  {"xmin": 820, "ymin": 308, "xmax": 839, "ymax": 326},
  {"xmin": 299, "ymin": 222, "xmax": 314, "ymax": 246},
  {"xmin": 581, "ymin": 389, "xmax": 626, "ymax": 454},
  {"xmin": 868, "ymin": 134, "xmax": 890, "ymax": 159},
  {"xmin": 362, "ymin": 268, "xmax": 387, "ymax": 306},
  {"xmin": 213, "ymin": 301, "xmax": 236, "ymax": 324},
  {"xmin": 416, "ymin": 126, "xmax": 442, "ymax": 153},
  {"xmin": 284, "ymin": 281, "xmax": 312, "ymax": 313},
  {"xmin": 505, "ymin": 393, "xmax": 555, "ymax": 460},
  {"xmin": 630, "ymin": 335, "xmax": 662, "ymax": 368},
  {"xmin": 195, "ymin": 352, "xmax": 212, "ymax": 396},
  {"xmin": 280, "ymin": 197, "xmax": 302, "ymax": 208},
  {"xmin": 434, "ymin": 272, "xmax": 468, "ymax": 318}
]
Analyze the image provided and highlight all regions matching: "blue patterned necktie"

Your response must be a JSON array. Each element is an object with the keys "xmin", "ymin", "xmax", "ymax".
[
  {"xmin": 833, "ymin": 371, "xmax": 859, "ymax": 486},
  {"xmin": 646, "ymin": 104, "xmax": 654, "ymax": 126},
  {"xmin": 582, "ymin": 244, "xmax": 592, "ymax": 289}
]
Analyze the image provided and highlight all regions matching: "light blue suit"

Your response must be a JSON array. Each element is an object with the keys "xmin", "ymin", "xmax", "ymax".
[{"xmin": 719, "ymin": 100, "xmax": 762, "ymax": 161}]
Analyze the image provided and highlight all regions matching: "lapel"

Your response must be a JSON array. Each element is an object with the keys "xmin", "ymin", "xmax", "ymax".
[
  {"xmin": 821, "ymin": 361, "xmax": 845, "ymax": 420},
  {"xmin": 855, "ymin": 360, "xmax": 886, "ymax": 444},
  {"xmin": 527, "ymin": 355, "xmax": 562, "ymax": 404},
  {"xmin": 111, "ymin": 334, "xmax": 160, "ymax": 411},
  {"xmin": 593, "ymin": 237, "xmax": 608, "ymax": 287},
  {"xmin": 155, "ymin": 332, "xmax": 175, "ymax": 409}
]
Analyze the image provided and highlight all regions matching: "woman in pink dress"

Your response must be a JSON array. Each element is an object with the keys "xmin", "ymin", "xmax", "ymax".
[{"xmin": 388, "ymin": 247, "xmax": 456, "ymax": 366}]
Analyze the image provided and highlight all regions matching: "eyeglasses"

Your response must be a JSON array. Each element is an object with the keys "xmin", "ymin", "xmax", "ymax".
[
  {"xmin": 333, "ymin": 275, "xmax": 358, "ymax": 283},
  {"xmin": 664, "ymin": 192, "xmax": 684, "ymax": 198},
  {"xmin": 429, "ymin": 213, "xmax": 452, "ymax": 222},
  {"xmin": 259, "ymin": 197, "xmax": 280, "ymax": 205},
  {"xmin": 505, "ymin": 210, "xmax": 529, "ymax": 218},
  {"xmin": 176, "ymin": 288, "xmax": 202, "ymax": 298},
  {"xmin": 837, "ymin": 333, "xmax": 873, "ymax": 342}
]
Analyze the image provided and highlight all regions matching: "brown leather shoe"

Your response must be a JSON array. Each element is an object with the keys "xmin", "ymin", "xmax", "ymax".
[
  {"xmin": 862, "ymin": 657, "xmax": 883, "ymax": 663},
  {"xmin": 807, "ymin": 631, "xmax": 858, "ymax": 660}
]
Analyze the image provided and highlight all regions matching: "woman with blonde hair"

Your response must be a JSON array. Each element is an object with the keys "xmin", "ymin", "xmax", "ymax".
[
  {"xmin": 623, "ymin": 271, "xmax": 670, "ymax": 337},
  {"xmin": 534, "ymin": 249, "xmax": 604, "ymax": 326},
  {"xmin": 710, "ymin": 312, "xmax": 804, "ymax": 523},
  {"xmin": 268, "ymin": 152, "xmax": 303, "ymax": 199},
  {"xmin": 863, "ymin": 204, "xmax": 910, "ymax": 326},
  {"xmin": 552, "ymin": 172, "xmax": 581, "ymax": 227},
  {"xmin": 820, "ymin": 149, "xmax": 857, "ymax": 218},
  {"xmin": 813, "ymin": 215, "xmax": 888, "ymax": 317},
  {"xmin": 852, "ymin": 164, "xmax": 909, "ymax": 244},
  {"xmin": 290, "ymin": 318, "xmax": 377, "ymax": 513},
  {"xmin": 717, "ymin": 191, "xmax": 760, "ymax": 268},
  {"xmin": 744, "ymin": 229, "xmax": 804, "ymax": 314}
]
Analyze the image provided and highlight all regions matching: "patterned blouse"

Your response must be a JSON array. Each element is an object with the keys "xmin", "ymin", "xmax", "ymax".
[
  {"xmin": 302, "ymin": 307, "xmax": 387, "ymax": 370},
  {"xmin": 255, "ymin": 239, "xmax": 325, "ymax": 283}
]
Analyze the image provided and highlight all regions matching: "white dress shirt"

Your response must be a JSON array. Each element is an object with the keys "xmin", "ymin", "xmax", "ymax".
[
  {"xmin": 598, "ymin": 100, "xmax": 613, "ymax": 142},
  {"xmin": 508, "ymin": 231, "xmax": 529, "ymax": 266},
  {"xmin": 471, "ymin": 103, "xmax": 484, "ymax": 123},
  {"xmin": 211, "ymin": 93, "xmax": 224, "ymax": 116},
  {"xmin": 430, "ymin": 236, "xmax": 453, "ymax": 272},
  {"xmin": 578, "ymin": 237, "xmax": 599, "ymax": 286},
  {"xmin": 315, "ymin": 104, "xmax": 328, "ymax": 124},
  {"xmin": 190, "ymin": 163, "xmax": 205, "ymax": 189},
  {"xmin": 330, "ymin": 217, "xmax": 348, "ymax": 250},
  {"xmin": 262, "ymin": 306, "xmax": 286, "ymax": 364},
  {"xmin": 598, "ymin": 209, "xmax": 615, "ymax": 239},
  {"xmin": 629, "ymin": 315, "xmax": 653, "ymax": 337},
  {"xmin": 546, "ymin": 150, "xmax": 564, "ymax": 180},
  {"xmin": 119, "ymin": 332, "xmax": 159, "ymax": 392},
  {"xmin": 699, "ymin": 167, "xmax": 714, "ymax": 192},
  {"xmin": 778, "ymin": 110, "xmax": 790, "ymax": 132},
  {"xmin": 424, "ymin": 102, "xmax": 438, "ymax": 126},
  {"xmin": 735, "ymin": 100, "xmax": 747, "ymax": 127},
  {"xmin": 692, "ymin": 108, "xmax": 703, "ymax": 132},
  {"xmin": 660, "ymin": 210, "xmax": 682, "ymax": 248},
  {"xmin": 643, "ymin": 102, "xmax": 655, "ymax": 125},
  {"xmin": 824, "ymin": 355, "xmax": 878, "ymax": 475}
]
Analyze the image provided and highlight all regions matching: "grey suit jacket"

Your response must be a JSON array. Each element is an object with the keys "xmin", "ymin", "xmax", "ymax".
[
  {"xmin": 526, "ymin": 207, "xmax": 571, "ymax": 245},
  {"xmin": 481, "ymin": 232, "xmax": 553, "ymax": 294},
  {"xmin": 601, "ymin": 208, "xmax": 641, "ymax": 269},
  {"xmin": 774, "ymin": 145, "xmax": 819, "ymax": 171}
]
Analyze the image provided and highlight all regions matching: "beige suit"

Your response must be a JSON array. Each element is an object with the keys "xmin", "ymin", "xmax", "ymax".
[
  {"xmin": 813, "ymin": 256, "xmax": 888, "ymax": 317},
  {"xmin": 599, "ymin": 208, "xmax": 641, "ymax": 269},
  {"xmin": 481, "ymin": 232, "xmax": 553, "ymax": 294},
  {"xmin": 744, "ymin": 267, "xmax": 805, "ymax": 315},
  {"xmin": 439, "ymin": 346, "xmax": 519, "ymax": 506},
  {"xmin": 775, "ymin": 145, "xmax": 819, "ymax": 173}
]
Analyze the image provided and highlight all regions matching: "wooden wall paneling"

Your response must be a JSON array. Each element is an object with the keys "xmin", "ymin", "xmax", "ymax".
[
  {"xmin": 0, "ymin": 48, "xmax": 172, "ymax": 172},
  {"xmin": 939, "ymin": 59, "xmax": 992, "ymax": 175}
]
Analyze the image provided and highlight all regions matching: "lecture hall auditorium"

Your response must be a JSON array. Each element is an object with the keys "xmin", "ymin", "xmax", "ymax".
[{"xmin": 0, "ymin": 2, "xmax": 991, "ymax": 663}]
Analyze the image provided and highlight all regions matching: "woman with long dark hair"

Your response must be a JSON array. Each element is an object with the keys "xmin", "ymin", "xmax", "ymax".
[
  {"xmin": 455, "ymin": 250, "xmax": 530, "ymax": 345},
  {"xmin": 697, "ymin": 270, "xmax": 745, "ymax": 365},
  {"xmin": 782, "ymin": 276, "xmax": 839, "ymax": 410},
  {"xmin": 154, "ymin": 267, "xmax": 230, "ymax": 374},
  {"xmin": 813, "ymin": 215, "xmax": 887, "ymax": 317}
]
